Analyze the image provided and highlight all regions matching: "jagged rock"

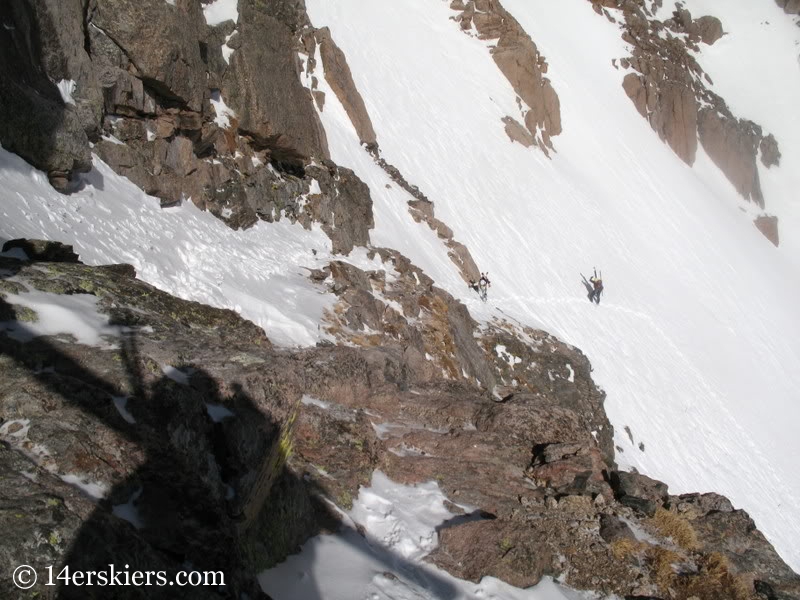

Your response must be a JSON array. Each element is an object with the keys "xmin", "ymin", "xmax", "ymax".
[
  {"xmin": 611, "ymin": 471, "xmax": 668, "ymax": 517},
  {"xmin": 761, "ymin": 133, "xmax": 782, "ymax": 168},
  {"xmin": 755, "ymin": 215, "xmax": 780, "ymax": 247},
  {"xmin": 599, "ymin": 514, "xmax": 636, "ymax": 543},
  {"xmin": 452, "ymin": 0, "xmax": 562, "ymax": 149},
  {"xmin": 775, "ymin": 0, "xmax": 800, "ymax": 15},
  {"xmin": 698, "ymin": 108, "xmax": 764, "ymax": 206},
  {"xmin": 1, "ymin": 239, "xmax": 80, "ymax": 263},
  {"xmin": 610, "ymin": 3, "xmax": 778, "ymax": 210},
  {"xmin": 671, "ymin": 492, "xmax": 734, "ymax": 520},
  {"xmin": 691, "ymin": 508, "xmax": 800, "ymax": 598},
  {"xmin": 314, "ymin": 27, "xmax": 377, "ymax": 146},
  {"xmin": 528, "ymin": 442, "xmax": 613, "ymax": 497},
  {"xmin": 91, "ymin": 0, "xmax": 208, "ymax": 112},
  {"xmin": 0, "ymin": 257, "xmax": 293, "ymax": 597},
  {"xmin": 306, "ymin": 163, "xmax": 374, "ymax": 254},
  {"xmin": 0, "ymin": 0, "xmax": 93, "ymax": 183},
  {"xmin": 223, "ymin": 2, "xmax": 329, "ymax": 164},
  {"xmin": 695, "ymin": 15, "xmax": 724, "ymax": 45}
]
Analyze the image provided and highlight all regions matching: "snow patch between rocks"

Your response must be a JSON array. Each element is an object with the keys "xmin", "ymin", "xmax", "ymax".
[
  {"xmin": 0, "ymin": 289, "xmax": 124, "ymax": 347},
  {"xmin": 260, "ymin": 471, "xmax": 604, "ymax": 599},
  {"xmin": 203, "ymin": 0, "xmax": 238, "ymax": 26}
]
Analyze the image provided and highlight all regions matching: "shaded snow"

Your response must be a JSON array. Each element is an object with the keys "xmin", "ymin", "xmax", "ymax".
[
  {"xmin": 206, "ymin": 403, "xmax": 235, "ymax": 422},
  {"xmin": 0, "ymin": 289, "xmax": 124, "ymax": 346},
  {"xmin": 56, "ymin": 79, "xmax": 76, "ymax": 105},
  {"xmin": 0, "ymin": 145, "xmax": 337, "ymax": 348},
  {"xmin": 260, "ymin": 471, "xmax": 602, "ymax": 600},
  {"xmin": 112, "ymin": 396, "xmax": 136, "ymax": 424},
  {"xmin": 112, "ymin": 487, "xmax": 144, "ymax": 529}
]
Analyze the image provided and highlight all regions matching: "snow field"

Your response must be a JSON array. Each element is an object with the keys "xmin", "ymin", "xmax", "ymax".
[
  {"xmin": 0, "ymin": 146, "xmax": 337, "ymax": 347},
  {"xmin": 305, "ymin": 0, "xmax": 800, "ymax": 570}
]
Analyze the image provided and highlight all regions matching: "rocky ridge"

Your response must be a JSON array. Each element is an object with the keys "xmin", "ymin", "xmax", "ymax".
[
  {"xmin": 593, "ymin": 0, "xmax": 783, "ymax": 244},
  {"xmin": 2, "ymin": 243, "xmax": 799, "ymax": 599},
  {"xmin": 450, "ymin": 0, "xmax": 563, "ymax": 154}
]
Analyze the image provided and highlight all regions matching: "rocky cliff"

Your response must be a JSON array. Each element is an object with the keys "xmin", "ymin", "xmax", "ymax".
[
  {"xmin": 595, "ymin": 0, "xmax": 784, "ymax": 244},
  {"xmin": 2, "ymin": 244, "xmax": 798, "ymax": 599}
]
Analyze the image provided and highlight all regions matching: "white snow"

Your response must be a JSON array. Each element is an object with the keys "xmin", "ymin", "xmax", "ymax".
[
  {"xmin": 60, "ymin": 473, "xmax": 109, "ymax": 500},
  {"xmin": 301, "ymin": 394, "xmax": 331, "ymax": 410},
  {"xmin": 161, "ymin": 365, "xmax": 190, "ymax": 385},
  {"xmin": 0, "ymin": 145, "xmax": 337, "ymax": 348},
  {"xmin": 202, "ymin": 0, "xmax": 238, "ymax": 27},
  {"xmin": 260, "ymin": 471, "xmax": 599, "ymax": 600},
  {"xmin": 112, "ymin": 487, "xmax": 144, "ymax": 529},
  {"xmin": 112, "ymin": 396, "xmax": 136, "ymax": 424},
  {"xmin": 209, "ymin": 90, "xmax": 236, "ymax": 129},
  {"xmin": 56, "ymin": 79, "xmax": 76, "ymax": 105},
  {"xmin": 0, "ymin": 289, "xmax": 124, "ymax": 346},
  {"xmin": 306, "ymin": 0, "xmax": 800, "ymax": 570},
  {"xmin": 206, "ymin": 402, "xmax": 235, "ymax": 422}
]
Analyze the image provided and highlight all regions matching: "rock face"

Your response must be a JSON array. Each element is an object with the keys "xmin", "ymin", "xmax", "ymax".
[
  {"xmin": 603, "ymin": 0, "xmax": 782, "ymax": 240},
  {"xmin": 91, "ymin": 0, "xmax": 207, "ymax": 112},
  {"xmin": 2, "ymin": 246, "xmax": 799, "ymax": 599},
  {"xmin": 775, "ymin": 0, "xmax": 800, "ymax": 15},
  {"xmin": 451, "ymin": 0, "xmax": 562, "ymax": 152},
  {"xmin": 698, "ymin": 108, "xmax": 764, "ymax": 206},
  {"xmin": 223, "ymin": 0, "xmax": 329, "ymax": 163},
  {"xmin": 0, "ymin": 0, "xmax": 376, "ymax": 255},
  {"xmin": 312, "ymin": 26, "xmax": 377, "ymax": 146},
  {"xmin": 755, "ymin": 214, "xmax": 780, "ymax": 247},
  {"xmin": 0, "ymin": 0, "xmax": 95, "ymax": 190}
]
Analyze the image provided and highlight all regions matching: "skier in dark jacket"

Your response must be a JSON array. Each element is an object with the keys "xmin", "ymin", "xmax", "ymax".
[{"xmin": 589, "ymin": 269, "xmax": 603, "ymax": 304}]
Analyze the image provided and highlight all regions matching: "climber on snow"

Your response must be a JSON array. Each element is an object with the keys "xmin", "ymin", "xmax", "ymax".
[
  {"xmin": 478, "ymin": 272, "xmax": 491, "ymax": 302},
  {"xmin": 588, "ymin": 268, "xmax": 603, "ymax": 304}
]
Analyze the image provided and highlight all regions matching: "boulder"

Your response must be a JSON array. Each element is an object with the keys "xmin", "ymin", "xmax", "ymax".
[
  {"xmin": 2, "ymin": 239, "xmax": 80, "ymax": 263},
  {"xmin": 755, "ymin": 215, "xmax": 780, "ymax": 247},
  {"xmin": 695, "ymin": 15, "xmax": 723, "ymax": 45},
  {"xmin": 610, "ymin": 471, "xmax": 668, "ymax": 517}
]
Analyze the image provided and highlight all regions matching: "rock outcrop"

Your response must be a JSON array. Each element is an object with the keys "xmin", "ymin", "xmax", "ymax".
[
  {"xmin": 450, "ymin": 0, "xmax": 562, "ymax": 152},
  {"xmin": 311, "ymin": 26, "xmax": 377, "ymax": 147},
  {"xmin": 2, "ymin": 244, "xmax": 799, "ymax": 598},
  {"xmin": 755, "ymin": 214, "xmax": 780, "ymax": 247},
  {"xmin": 0, "ymin": 0, "xmax": 95, "ymax": 190},
  {"xmin": 601, "ymin": 0, "xmax": 782, "ymax": 240},
  {"xmin": 775, "ymin": 0, "xmax": 800, "ymax": 15},
  {"xmin": 0, "ymin": 0, "xmax": 378, "ymax": 256},
  {"xmin": 222, "ymin": 0, "xmax": 329, "ymax": 163}
]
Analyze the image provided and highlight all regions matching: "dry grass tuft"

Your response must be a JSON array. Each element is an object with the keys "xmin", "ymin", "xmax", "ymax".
[
  {"xmin": 610, "ymin": 537, "xmax": 643, "ymax": 560},
  {"xmin": 683, "ymin": 552, "xmax": 754, "ymax": 600},
  {"xmin": 650, "ymin": 508, "xmax": 701, "ymax": 551}
]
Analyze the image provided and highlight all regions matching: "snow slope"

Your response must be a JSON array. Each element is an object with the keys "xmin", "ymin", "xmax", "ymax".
[
  {"xmin": 305, "ymin": 0, "xmax": 800, "ymax": 570},
  {"xmin": 0, "ymin": 146, "xmax": 336, "ymax": 347}
]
